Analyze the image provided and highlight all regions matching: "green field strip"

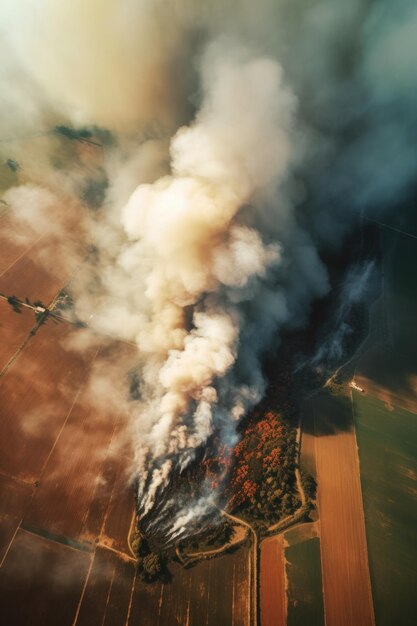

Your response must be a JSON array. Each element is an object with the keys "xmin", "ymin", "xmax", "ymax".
[
  {"xmin": 285, "ymin": 536, "xmax": 325, "ymax": 626},
  {"xmin": 353, "ymin": 391, "xmax": 417, "ymax": 626}
]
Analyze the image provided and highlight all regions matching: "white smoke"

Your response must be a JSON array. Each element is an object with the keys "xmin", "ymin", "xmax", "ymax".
[
  {"xmin": 117, "ymin": 44, "xmax": 314, "ymax": 512},
  {"xmin": 1, "ymin": 0, "xmax": 416, "ymax": 531}
]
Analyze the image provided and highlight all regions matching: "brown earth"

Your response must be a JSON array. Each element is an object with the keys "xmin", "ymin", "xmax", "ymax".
[
  {"xmin": 0, "ymin": 227, "xmax": 252, "ymax": 625},
  {"xmin": 0, "ymin": 234, "xmax": 82, "ymax": 305},
  {"xmin": 0, "ymin": 206, "xmax": 86, "ymax": 305},
  {"xmin": 0, "ymin": 212, "xmax": 41, "ymax": 275},
  {"xmin": 259, "ymin": 535, "xmax": 286, "ymax": 626},
  {"xmin": 311, "ymin": 391, "xmax": 375, "ymax": 626},
  {"xmin": 0, "ymin": 319, "xmax": 96, "ymax": 482},
  {"xmin": 23, "ymin": 382, "xmax": 119, "ymax": 542},
  {"xmin": 0, "ymin": 528, "xmax": 92, "ymax": 626},
  {"xmin": 98, "ymin": 442, "xmax": 136, "ymax": 555},
  {"xmin": 129, "ymin": 550, "xmax": 250, "ymax": 626},
  {"xmin": 0, "ymin": 475, "xmax": 34, "ymax": 564},
  {"xmin": 74, "ymin": 547, "xmax": 135, "ymax": 626},
  {"xmin": 0, "ymin": 299, "xmax": 36, "ymax": 371}
]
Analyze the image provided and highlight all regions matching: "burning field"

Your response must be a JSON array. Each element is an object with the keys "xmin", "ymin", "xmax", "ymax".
[{"xmin": 1, "ymin": 1, "xmax": 416, "ymax": 624}]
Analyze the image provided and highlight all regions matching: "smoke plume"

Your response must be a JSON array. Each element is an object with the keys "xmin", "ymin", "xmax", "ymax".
[{"xmin": 1, "ymin": 0, "xmax": 416, "ymax": 531}]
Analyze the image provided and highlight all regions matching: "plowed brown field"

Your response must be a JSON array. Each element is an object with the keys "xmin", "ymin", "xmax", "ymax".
[
  {"xmin": 75, "ymin": 547, "xmax": 135, "ymax": 626},
  {"xmin": 0, "ymin": 320, "xmax": 95, "ymax": 482},
  {"xmin": 312, "ymin": 391, "xmax": 375, "ymax": 626},
  {"xmin": 0, "ymin": 207, "xmax": 86, "ymax": 304},
  {"xmin": 128, "ymin": 549, "xmax": 251, "ymax": 626},
  {"xmin": 260, "ymin": 535, "xmax": 286, "ymax": 626},
  {"xmin": 0, "ymin": 475, "xmax": 34, "ymax": 564},
  {"xmin": 0, "ymin": 299, "xmax": 36, "ymax": 371},
  {"xmin": 0, "ymin": 213, "xmax": 41, "ymax": 275},
  {"xmin": 0, "ymin": 528, "xmax": 92, "ymax": 626}
]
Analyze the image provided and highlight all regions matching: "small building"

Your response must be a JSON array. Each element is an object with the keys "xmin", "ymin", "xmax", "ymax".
[{"xmin": 349, "ymin": 380, "xmax": 364, "ymax": 393}]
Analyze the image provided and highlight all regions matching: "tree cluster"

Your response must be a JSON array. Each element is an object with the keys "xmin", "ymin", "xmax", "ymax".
[
  {"xmin": 131, "ymin": 529, "xmax": 166, "ymax": 583},
  {"xmin": 226, "ymin": 410, "xmax": 299, "ymax": 524}
]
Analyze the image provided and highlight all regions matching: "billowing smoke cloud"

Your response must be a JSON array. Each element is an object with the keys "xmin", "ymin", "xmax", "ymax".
[{"xmin": 1, "ymin": 0, "xmax": 416, "ymax": 532}]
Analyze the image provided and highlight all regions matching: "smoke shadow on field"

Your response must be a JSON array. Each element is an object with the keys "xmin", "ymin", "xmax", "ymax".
[
  {"xmin": 49, "ymin": 314, "xmax": 64, "ymax": 326},
  {"xmin": 304, "ymin": 391, "xmax": 354, "ymax": 437},
  {"xmin": 357, "ymin": 347, "xmax": 417, "ymax": 413},
  {"xmin": 6, "ymin": 296, "xmax": 22, "ymax": 313}
]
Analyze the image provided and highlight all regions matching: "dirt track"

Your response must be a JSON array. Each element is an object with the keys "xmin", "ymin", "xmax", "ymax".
[{"xmin": 312, "ymin": 392, "xmax": 375, "ymax": 626}]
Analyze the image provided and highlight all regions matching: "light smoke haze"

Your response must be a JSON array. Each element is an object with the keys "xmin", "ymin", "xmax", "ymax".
[{"xmin": 1, "ymin": 0, "xmax": 415, "ymax": 531}]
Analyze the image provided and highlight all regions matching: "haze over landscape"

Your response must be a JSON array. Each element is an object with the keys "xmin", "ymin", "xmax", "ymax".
[{"xmin": 0, "ymin": 1, "xmax": 416, "ymax": 625}]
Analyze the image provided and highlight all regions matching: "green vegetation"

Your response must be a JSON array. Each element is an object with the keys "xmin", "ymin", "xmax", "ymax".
[
  {"xmin": 301, "ymin": 471, "xmax": 316, "ymax": 502},
  {"xmin": 0, "ymin": 160, "xmax": 19, "ymax": 194},
  {"xmin": 53, "ymin": 125, "xmax": 94, "ymax": 142},
  {"xmin": 285, "ymin": 537, "xmax": 325, "ymax": 626},
  {"xmin": 131, "ymin": 529, "xmax": 143, "ymax": 556},
  {"xmin": 138, "ymin": 553, "xmax": 163, "ymax": 582},
  {"xmin": 225, "ymin": 412, "xmax": 300, "ymax": 526},
  {"xmin": 180, "ymin": 520, "xmax": 235, "ymax": 554},
  {"xmin": 131, "ymin": 529, "xmax": 167, "ymax": 583},
  {"xmin": 7, "ymin": 295, "xmax": 21, "ymax": 313},
  {"xmin": 353, "ymin": 392, "xmax": 417, "ymax": 626}
]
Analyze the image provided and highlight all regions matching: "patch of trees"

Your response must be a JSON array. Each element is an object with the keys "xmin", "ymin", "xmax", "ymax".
[
  {"xmin": 131, "ymin": 529, "xmax": 166, "ymax": 583},
  {"xmin": 300, "ymin": 470, "xmax": 317, "ymax": 521},
  {"xmin": 53, "ymin": 125, "xmax": 113, "ymax": 147},
  {"xmin": 226, "ymin": 411, "xmax": 300, "ymax": 525},
  {"xmin": 6, "ymin": 159, "xmax": 19, "ymax": 172},
  {"xmin": 139, "ymin": 553, "xmax": 162, "ymax": 581},
  {"xmin": 53, "ymin": 125, "xmax": 94, "ymax": 142},
  {"xmin": 55, "ymin": 290, "xmax": 74, "ymax": 312},
  {"xmin": 7, "ymin": 295, "xmax": 21, "ymax": 313},
  {"xmin": 180, "ymin": 518, "xmax": 234, "ymax": 554},
  {"xmin": 301, "ymin": 470, "xmax": 317, "ymax": 501}
]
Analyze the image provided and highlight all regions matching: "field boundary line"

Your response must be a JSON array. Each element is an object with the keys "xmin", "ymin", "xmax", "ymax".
[
  {"xmin": 349, "ymin": 389, "xmax": 377, "ymax": 626},
  {"xmin": 124, "ymin": 568, "xmax": 138, "ymax": 626},
  {"xmin": 37, "ymin": 347, "xmax": 100, "ymax": 480},
  {"xmin": 0, "ymin": 232, "xmax": 45, "ymax": 278},
  {"xmin": 0, "ymin": 317, "xmax": 40, "ymax": 379},
  {"xmin": 71, "ymin": 549, "xmax": 95, "ymax": 626},
  {"xmin": 222, "ymin": 509, "xmax": 257, "ymax": 626},
  {"xmin": 97, "ymin": 542, "xmax": 136, "ymax": 564}
]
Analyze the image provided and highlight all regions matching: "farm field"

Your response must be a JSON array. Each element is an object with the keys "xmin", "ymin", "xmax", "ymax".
[
  {"xmin": 259, "ymin": 535, "xmax": 286, "ymax": 626},
  {"xmin": 0, "ymin": 475, "xmax": 34, "ymax": 564},
  {"xmin": 351, "ymin": 212, "xmax": 417, "ymax": 626},
  {"xmin": 285, "ymin": 536, "xmax": 324, "ymax": 626},
  {"xmin": 22, "ymin": 381, "xmax": 120, "ymax": 542},
  {"xmin": 0, "ymin": 318, "xmax": 96, "ymax": 482},
  {"xmin": 353, "ymin": 392, "xmax": 417, "ymax": 626},
  {"xmin": 129, "ymin": 549, "xmax": 251, "ymax": 626},
  {"xmin": 312, "ymin": 391, "xmax": 375, "ymax": 626},
  {"xmin": 0, "ymin": 299, "xmax": 36, "ymax": 371},
  {"xmin": 0, "ymin": 528, "xmax": 92, "ymax": 626},
  {"xmin": 0, "ymin": 211, "xmax": 39, "ymax": 275},
  {"xmin": 74, "ymin": 547, "xmax": 135, "ymax": 626},
  {"xmin": 0, "ymin": 205, "xmax": 86, "ymax": 306}
]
